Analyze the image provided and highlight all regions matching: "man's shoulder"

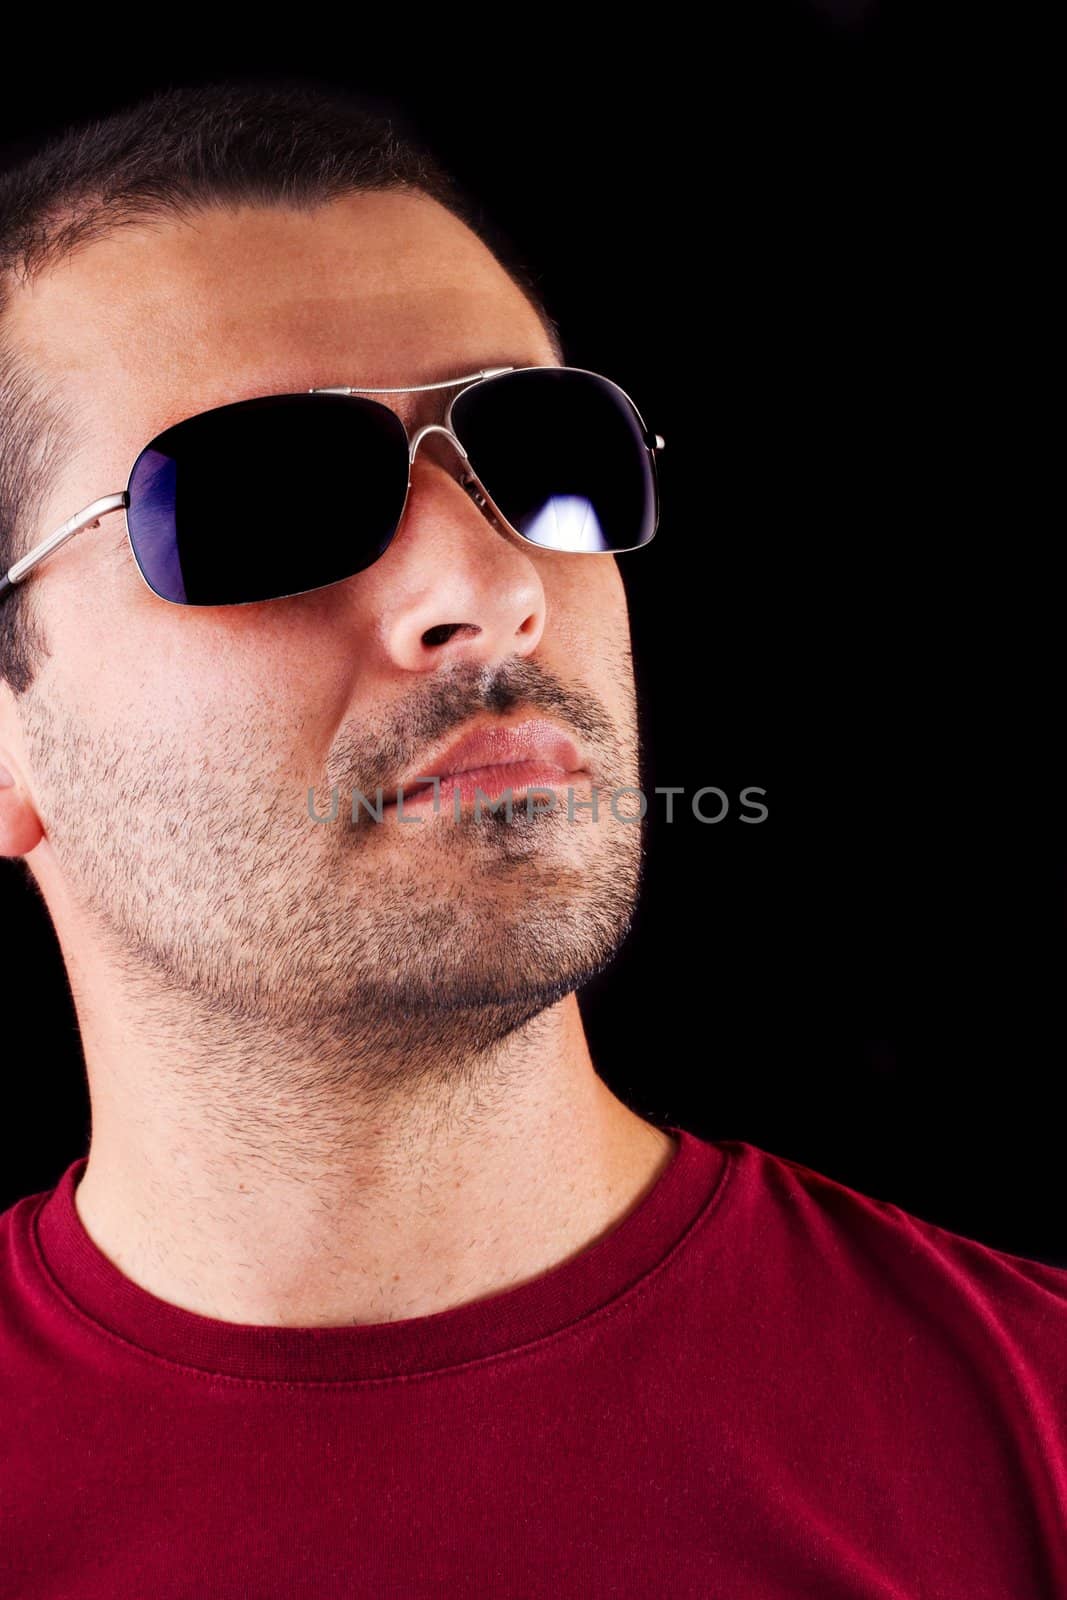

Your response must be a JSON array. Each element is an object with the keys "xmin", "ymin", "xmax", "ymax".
[
  {"xmin": 0, "ymin": 1173, "xmax": 65, "ymax": 1290},
  {"xmin": 712, "ymin": 1135, "xmax": 1067, "ymax": 1326}
]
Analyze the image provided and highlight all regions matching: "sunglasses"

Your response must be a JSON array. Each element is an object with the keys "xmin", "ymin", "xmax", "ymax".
[{"xmin": 0, "ymin": 365, "xmax": 665, "ymax": 609}]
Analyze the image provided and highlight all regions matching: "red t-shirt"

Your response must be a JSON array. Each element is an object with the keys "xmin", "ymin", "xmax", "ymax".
[{"xmin": 1, "ymin": 1127, "xmax": 1064, "ymax": 1599}]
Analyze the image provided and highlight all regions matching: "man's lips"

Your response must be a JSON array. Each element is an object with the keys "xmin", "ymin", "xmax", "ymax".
[
  {"xmin": 394, "ymin": 760, "xmax": 592, "ymax": 811},
  {"xmin": 384, "ymin": 718, "xmax": 590, "ymax": 808}
]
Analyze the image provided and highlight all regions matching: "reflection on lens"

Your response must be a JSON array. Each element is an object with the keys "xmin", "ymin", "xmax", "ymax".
[{"xmin": 525, "ymin": 495, "xmax": 605, "ymax": 552}]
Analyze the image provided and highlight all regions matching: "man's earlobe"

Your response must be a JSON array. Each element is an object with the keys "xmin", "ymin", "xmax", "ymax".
[{"xmin": 0, "ymin": 760, "xmax": 45, "ymax": 857}]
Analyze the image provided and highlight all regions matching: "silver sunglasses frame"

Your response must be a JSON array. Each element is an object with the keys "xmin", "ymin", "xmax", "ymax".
[{"xmin": 0, "ymin": 364, "xmax": 666, "ymax": 607}]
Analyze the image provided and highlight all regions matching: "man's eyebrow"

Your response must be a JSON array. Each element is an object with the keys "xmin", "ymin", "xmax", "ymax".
[
  {"xmin": 297, "ymin": 352, "xmax": 564, "ymax": 430},
  {"xmin": 393, "ymin": 355, "xmax": 563, "ymax": 425},
  {"xmin": 384, "ymin": 353, "xmax": 561, "ymax": 391}
]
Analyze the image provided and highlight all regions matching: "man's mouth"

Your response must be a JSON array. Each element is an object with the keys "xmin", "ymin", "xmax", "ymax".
[
  {"xmin": 381, "ymin": 716, "xmax": 593, "ymax": 814},
  {"xmin": 391, "ymin": 760, "xmax": 593, "ymax": 812}
]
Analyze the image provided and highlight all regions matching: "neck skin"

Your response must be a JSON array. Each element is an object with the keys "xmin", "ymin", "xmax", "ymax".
[{"xmin": 70, "ymin": 950, "xmax": 675, "ymax": 1328}]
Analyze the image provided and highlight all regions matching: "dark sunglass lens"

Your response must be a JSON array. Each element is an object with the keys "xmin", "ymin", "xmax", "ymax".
[
  {"xmin": 449, "ymin": 368, "xmax": 658, "ymax": 553},
  {"xmin": 126, "ymin": 394, "xmax": 410, "ymax": 605}
]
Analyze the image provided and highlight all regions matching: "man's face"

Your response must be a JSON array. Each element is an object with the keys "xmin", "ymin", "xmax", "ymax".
[{"xmin": 3, "ymin": 191, "xmax": 644, "ymax": 1060}]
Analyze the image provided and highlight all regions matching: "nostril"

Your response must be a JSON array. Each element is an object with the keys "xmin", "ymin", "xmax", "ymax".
[{"xmin": 422, "ymin": 622, "xmax": 480, "ymax": 647}]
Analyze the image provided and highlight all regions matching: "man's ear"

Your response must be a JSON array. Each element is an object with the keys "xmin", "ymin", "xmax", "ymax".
[{"xmin": 0, "ymin": 756, "xmax": 45, "ymax": 857}]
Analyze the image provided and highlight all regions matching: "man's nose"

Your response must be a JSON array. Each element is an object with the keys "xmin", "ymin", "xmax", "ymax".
[{"xmin": 367, "ymin": 424, "xmax": 548, "ymax": 673}]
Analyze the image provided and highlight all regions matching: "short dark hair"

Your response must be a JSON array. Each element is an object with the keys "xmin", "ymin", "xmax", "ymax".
[{"xmin": 0, "ymin": 76, "xmax": 564, "ymax": 696}]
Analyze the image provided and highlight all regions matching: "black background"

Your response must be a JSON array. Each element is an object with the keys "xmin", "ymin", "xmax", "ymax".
[{"xmin": 1, "ymin": 6, "xmax": 1062, "ymax": 1265}]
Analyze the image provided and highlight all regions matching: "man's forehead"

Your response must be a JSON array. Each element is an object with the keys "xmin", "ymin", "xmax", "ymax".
[{"xmin": 4, "ymin": 193, "xmax": 553, "ymax": 437}]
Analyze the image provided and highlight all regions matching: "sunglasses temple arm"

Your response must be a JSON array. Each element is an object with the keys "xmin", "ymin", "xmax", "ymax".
[{"xmin": 0, "ymin": 493, "xmax": 129, "ymax": 603}]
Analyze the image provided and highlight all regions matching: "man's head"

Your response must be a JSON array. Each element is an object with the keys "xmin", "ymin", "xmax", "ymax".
[{"xmin": 0, "ymin": 79, "xmax": 646, "ymax": 1087}]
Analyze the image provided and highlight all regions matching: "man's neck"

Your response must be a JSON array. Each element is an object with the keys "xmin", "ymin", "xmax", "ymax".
[{"xmin": 72, "ymin": 1001, "xmax": 676, "ymax": 1327}]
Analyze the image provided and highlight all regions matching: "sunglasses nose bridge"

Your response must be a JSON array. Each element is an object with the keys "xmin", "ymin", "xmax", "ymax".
[
  {"xmin": 407, "ymin": 421, "xmax": 488, "ymax": 509},
  {"xmin": 406, "ymin": 420, "xmax": 515, "ymax": 534},
  {"xmin": 408, "ymin": 421, "xmax": 469, "ymax": 470}
]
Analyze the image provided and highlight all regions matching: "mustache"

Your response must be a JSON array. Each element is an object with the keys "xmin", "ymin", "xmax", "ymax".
[{"xmin": 326, "ymin": 656, "xmax": 620, "ymax": 797}]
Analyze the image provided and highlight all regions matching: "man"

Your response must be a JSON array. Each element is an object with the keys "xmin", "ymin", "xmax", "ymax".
[{"xmin": 0, "ymin": 79, "xmax": 1063, "ymax": 1600}]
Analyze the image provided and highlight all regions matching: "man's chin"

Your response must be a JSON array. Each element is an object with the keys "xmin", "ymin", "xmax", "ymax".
[{"xmin": 364, "ymin": 917, "xmax": 635, "ymax": 1021}]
